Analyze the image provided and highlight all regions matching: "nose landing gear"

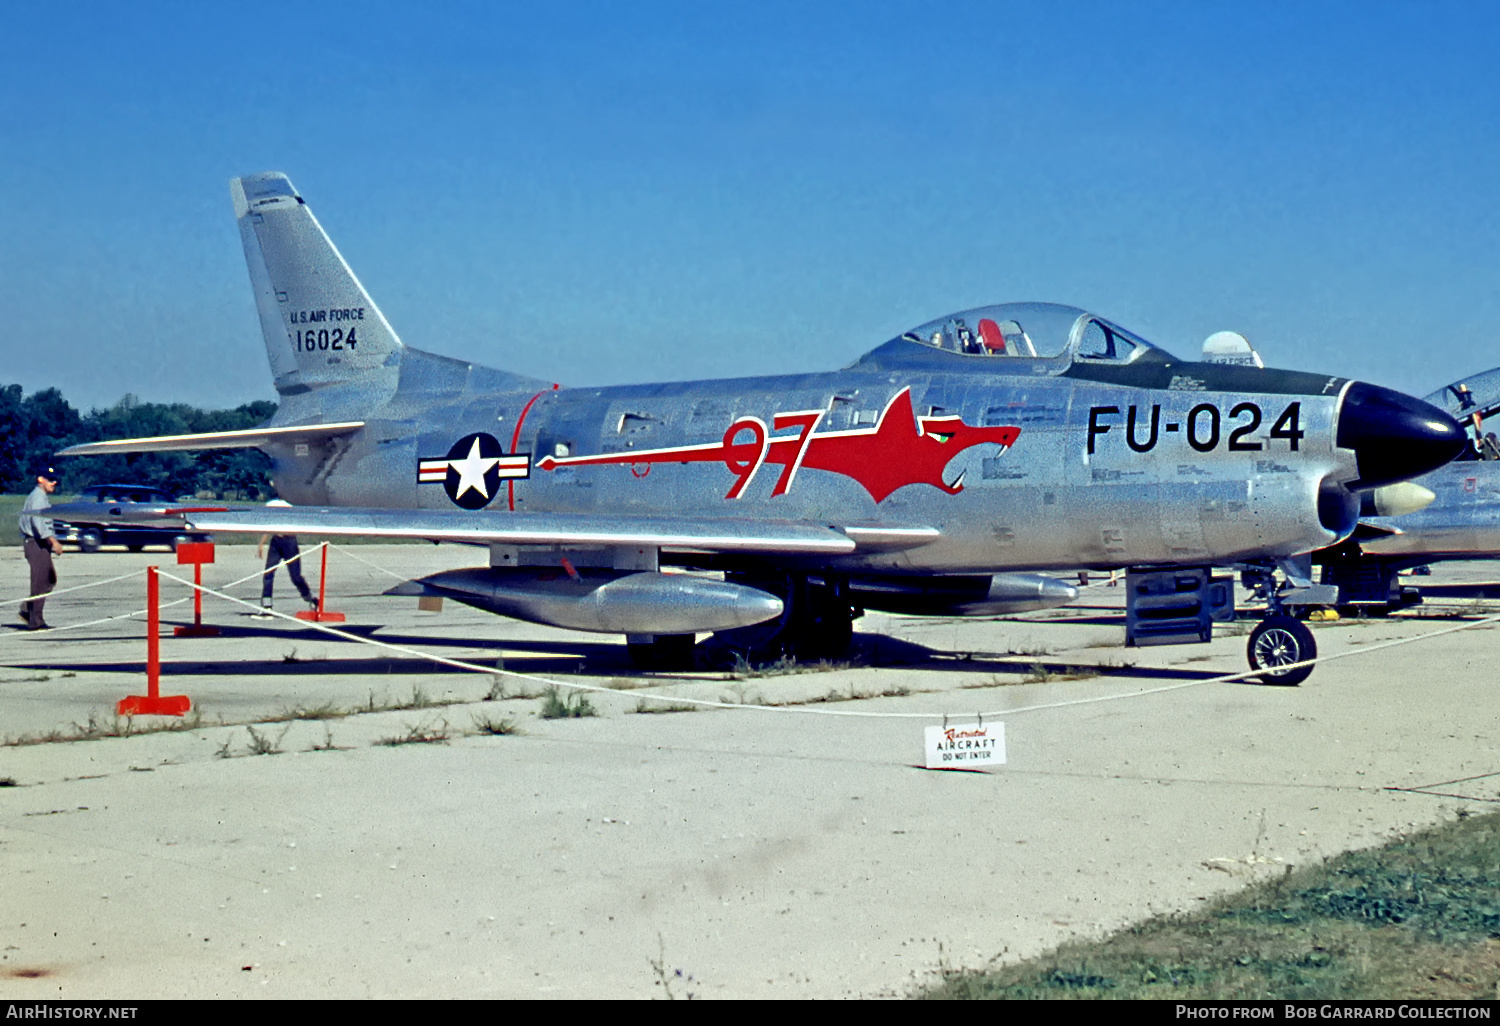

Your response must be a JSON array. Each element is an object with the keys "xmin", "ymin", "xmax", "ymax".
[
  {"xmin": 1237, "ymin": 558, "xmax": 1335, "ymax": 685},
  {"xmin": 1245, "ymin": 615, "xmax": 1317, "ymax": 686}
]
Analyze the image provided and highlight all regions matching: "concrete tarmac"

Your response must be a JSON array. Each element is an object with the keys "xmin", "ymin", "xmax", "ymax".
[{"xmin": 1, "ymin": 544, "xmax": 1497, "ymax": 998}]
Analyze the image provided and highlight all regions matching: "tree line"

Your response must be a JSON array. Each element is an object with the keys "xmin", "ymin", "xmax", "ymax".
[{"xmin": 1, "ymin": 384, "xmax": 277, "ymax": 499}]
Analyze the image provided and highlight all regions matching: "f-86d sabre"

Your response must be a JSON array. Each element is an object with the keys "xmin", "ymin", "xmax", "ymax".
[
  {"xmin": 1305, "ymin": 365, "xmax": 1500, "ymax": 615},
  {"xmin": 54, "ymin": 172, "xmax": 1465, "ymax": 681}
]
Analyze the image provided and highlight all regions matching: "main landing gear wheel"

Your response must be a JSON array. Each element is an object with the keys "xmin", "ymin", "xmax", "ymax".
[
  {"xmin": 1246, "ymin": 615, "xmax": 1317, "ymax": 686},
  {"xmin": 714, "ymin": 572, "xmax": 855, "ymax": 666},
  {"xmin": 627, "ymin": 633, "xmax": 696, "ymax": 672}
]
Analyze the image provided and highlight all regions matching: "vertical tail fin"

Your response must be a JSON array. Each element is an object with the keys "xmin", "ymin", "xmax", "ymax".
[{"xmin": 231, "ymin": 172, "xmax": 403, "ymax": 398}]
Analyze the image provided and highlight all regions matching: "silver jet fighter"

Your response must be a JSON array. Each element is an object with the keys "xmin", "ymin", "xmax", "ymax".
[
  {"xmin": 1312, "ymin": 367, "xmax": 1500, "ymax": 612},
  {"xmin": 55, "ymin": 172, "xmax": 1466, "ymax": 681}
]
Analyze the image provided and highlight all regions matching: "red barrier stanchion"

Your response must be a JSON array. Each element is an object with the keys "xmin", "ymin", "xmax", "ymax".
[
  {"xmin": 173, "ymin": 541, "xmax": 220, "ymax": 637},
  {"xmin": 296, "ymin": 544, "xmax": 345, "ymax": 623},
  {"xmin": 119, "ymin": 565, "xmax": 191, "ymax": 716}
]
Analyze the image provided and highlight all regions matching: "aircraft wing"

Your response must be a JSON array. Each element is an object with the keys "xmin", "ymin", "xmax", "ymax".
[
  {"xmin": 45, "ymin": 501, "xmax": 939, "ymax": 555},
  {"xmin": 56, "ymin": 421, "xmax": 366, "ymax": 455}
]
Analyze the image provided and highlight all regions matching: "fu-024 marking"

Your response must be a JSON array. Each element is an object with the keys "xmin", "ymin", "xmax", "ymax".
[{"xmin": 1087, "ymin": 401, "xmax": 1305, "ymax": 455}]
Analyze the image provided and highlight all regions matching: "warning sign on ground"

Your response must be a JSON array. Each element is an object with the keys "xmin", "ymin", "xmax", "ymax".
[{"xmin": 924, "ymin": 722, "xmax": 1004, "ymax": 770}]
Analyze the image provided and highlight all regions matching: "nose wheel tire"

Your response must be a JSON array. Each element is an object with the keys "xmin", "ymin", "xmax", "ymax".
[{"xmin": 1246, "ymin": 615, "xmax": 1317, "ymax": 686}]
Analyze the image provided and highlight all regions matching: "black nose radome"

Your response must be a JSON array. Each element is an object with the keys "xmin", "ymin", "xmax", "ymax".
[{"xmin": 1337, "ymin": 382, "xmax": 1466, "ymax": 490}]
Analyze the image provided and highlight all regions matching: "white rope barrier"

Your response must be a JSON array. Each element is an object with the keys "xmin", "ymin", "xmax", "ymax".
[
  {"xmin": 9, "ymin": 543, "xmax": 329, "ymax": 637},
  {"xmin": 152, "ymin": 564, "xmax": 1500, "ymax": 722},
  {"xmin": 15, "ymin": 538, "xmax": 1500, "ymax": 721},
  {"xmin": 1, "ymin": 566, "xmax": 147, "ymax": 607}
]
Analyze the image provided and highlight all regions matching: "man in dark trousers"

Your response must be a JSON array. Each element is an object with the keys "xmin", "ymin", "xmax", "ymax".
[
  {"xmin": 254, "ymin": 498, "xmax": 316, "ymax": 618},
  {"xmin": 18, "ymin": 465, "xmax": 63, "ymax": 630}
]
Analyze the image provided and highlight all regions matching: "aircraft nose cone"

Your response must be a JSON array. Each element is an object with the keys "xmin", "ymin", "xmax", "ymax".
[{"xmin": 1337, "ymin": 382, "xmax": 1466, "ymax": 490}]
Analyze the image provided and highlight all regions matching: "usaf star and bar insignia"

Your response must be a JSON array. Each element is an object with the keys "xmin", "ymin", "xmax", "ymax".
[{"xmin": 418, "ymin": 432, "xmax": 530, "ymax": 510}]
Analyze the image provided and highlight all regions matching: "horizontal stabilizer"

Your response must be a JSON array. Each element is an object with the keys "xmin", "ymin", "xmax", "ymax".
[
  {"xmin": 57, "ymin": 421, "xmax": 365, "ymax": 456},
  {"xmin": 42, "ymin": 501, "xmax": 937, "ymax": 555}
]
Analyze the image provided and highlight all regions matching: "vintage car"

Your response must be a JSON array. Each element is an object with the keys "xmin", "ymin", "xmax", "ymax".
[{"xmin": 53, "ymin": 484, "xmax": 212, "ymax": 553}]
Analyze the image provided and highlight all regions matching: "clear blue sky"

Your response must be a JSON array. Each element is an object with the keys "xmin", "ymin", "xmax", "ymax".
[{"xmin": 3, "ymin": 1, "xmax": 1498, "ymax": 411}]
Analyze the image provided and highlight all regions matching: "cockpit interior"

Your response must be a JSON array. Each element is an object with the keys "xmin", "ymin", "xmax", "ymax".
[{"xmin": 893, "ymin": 302, "xmax": 1167, "ymax": 365}]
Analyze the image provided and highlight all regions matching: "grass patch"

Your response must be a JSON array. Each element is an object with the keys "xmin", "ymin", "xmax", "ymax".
[
  {"xmin": 540, "ymin": 686, "xmax": 597, "ymax": 719},
  {"xmin": 918, "ymin": 810, "xmax": 1500, "ymax": 1000}
]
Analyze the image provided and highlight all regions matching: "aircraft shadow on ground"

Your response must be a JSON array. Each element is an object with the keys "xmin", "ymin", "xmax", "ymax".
[
  {"xmin": 851, "ymin": 634, "xmax": 1226, "ymax": 683},
  {"xmin": 4, "ymin": 623, "xmax": 1230, "ymax": 684}
]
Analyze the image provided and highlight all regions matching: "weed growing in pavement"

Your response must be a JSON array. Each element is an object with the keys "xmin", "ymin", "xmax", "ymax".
[
  {"xmin": 244, "ymin": 724, "xmax": 289, "ymax": 756},
  {"xmin": 719, "ymin": 681, "xmax": 763, "ymax": 706},
  {"xmin": 802, "ymin": 684, "xmax": 911, "ymax": 704},
  {"xmin": 1022, "ymin": 663, "xmax": 1097, "ymax": 684},
  {"xmin": 3, "ymin": 708, "xmax": 211, "ymax": 747},
  {"xmin": 632, "ymin": 699, "xmax": 699, "ymax": 714},
  {"xmin": 540, "ymin": 687, "xmax": 597, "ymax": 719},
  {"xmin": 360, "ymin": 685, "xmax": 445, "ymax": 714},
  {"xmin": 280, "ymin": 648, "xmax": 326, "ymax": 664},
  {"xmin": 264, "ymin": 702, "xmax": 344, "ymax": 723},
  {"xmin": 308, "ymin": 725, "xmax": 346, "ymax": 751},
  {"xmin": 376, "ymin": 719, "xmax": 452, "ymax": 745},
  {"xmin": 471, "ymin": 712, "xmax": 522, "ymax": 735},
  {"xmin": 392, "ymin": 685, "xmax": 438, "ymax": 710},
  {"xmin": 726, "ymin": 653, "xmax": 854, "ymax": 679},
  {"xmin": 959, "ymin": 675, "xmax": 1015, "ymax": 690},
  {"xmin": 649, "ymin": 935, "xmax": 698, "ymax": 1000}
]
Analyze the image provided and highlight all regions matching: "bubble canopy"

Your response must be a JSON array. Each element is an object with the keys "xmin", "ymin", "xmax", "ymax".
[{"xmin": 887, "ymin": 302, "xmax": 1175, "ymax": 365}]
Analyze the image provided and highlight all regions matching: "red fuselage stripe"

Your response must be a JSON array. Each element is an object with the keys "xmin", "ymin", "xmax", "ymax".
[{"xmin": 508, "ymin": 390, "xmax": 549, "ymax": 511}]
